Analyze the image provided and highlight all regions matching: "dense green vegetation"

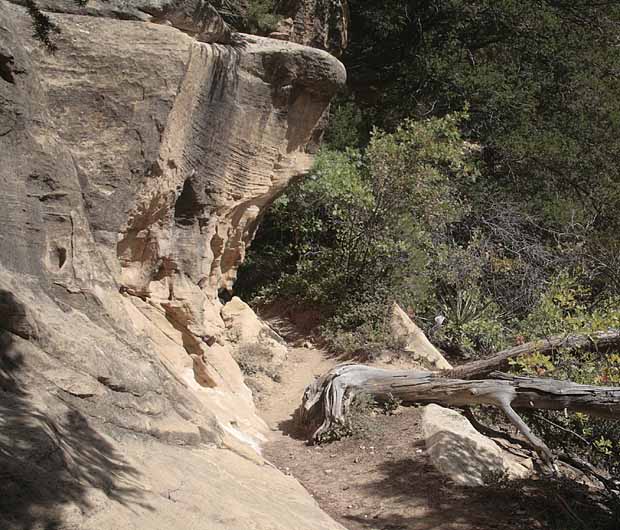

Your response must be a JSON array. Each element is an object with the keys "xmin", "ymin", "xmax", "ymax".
[
  {"xmin": 214, "ymin": 0, "xmax": 279, "ymax": 34},
  {"xmin": 236, "ymin": 0, "xmax": 620, "ymax": 486}
]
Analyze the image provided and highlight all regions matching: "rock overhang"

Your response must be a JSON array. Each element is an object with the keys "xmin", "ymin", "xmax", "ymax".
[{"xmin": 0, "ymin": 1, "xmax": 349, "ymax": 527}]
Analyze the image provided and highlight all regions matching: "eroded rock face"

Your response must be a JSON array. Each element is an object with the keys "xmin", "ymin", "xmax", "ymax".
[
  {"xmin": 0, "ymin": 0, "xmax": 345, "ymax": 527},
  {"xmin": 278, "ymin": 0, "xmax": 349, "ymax": 56},
  {"xmin": 117, "ymin": 33, "xmax": 345, "ymax": 299}
]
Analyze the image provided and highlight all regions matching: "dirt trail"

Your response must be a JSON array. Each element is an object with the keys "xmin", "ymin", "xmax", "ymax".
[
  {"xmin": 258, "ymin": 346, "xmax": 336, "ymax": 430},
  {"xmin": 256, "ymin": 343, "xmax": 601, "ymax": 530},
  {"xmin": 256, "ymin": 347, "xmax": 478, "ymax": 530}
]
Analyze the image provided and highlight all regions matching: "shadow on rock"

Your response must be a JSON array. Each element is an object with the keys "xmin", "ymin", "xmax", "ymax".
[{"xmin": 0, "ymin": 290, "xmax": 151, "ymax": 529}]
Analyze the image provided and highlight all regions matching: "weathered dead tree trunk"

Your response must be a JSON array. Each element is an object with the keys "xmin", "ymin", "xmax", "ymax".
[
  {"xmin": 298, "ymin": 364, "xmax": 620, "ymax": 466},
  {"xmin": 447, "ymin": 329, "xmax": 620, "ymax": 379}
]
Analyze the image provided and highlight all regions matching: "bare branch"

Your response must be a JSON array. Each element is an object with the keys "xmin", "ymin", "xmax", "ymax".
[{"xmin": 447, "ymin": 329, "xmax": 620, "ymax": 379}]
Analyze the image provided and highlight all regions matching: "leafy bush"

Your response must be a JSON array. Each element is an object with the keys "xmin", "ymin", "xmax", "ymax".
[
  {"xmin": 245, "ymin": 0, "xmax": 278, "ymax": 34},
  {"xmin": 214, "ymin": 0, "xmax": 278, "ymax": 34},
  {"xmin": 324, "ymin": 99, "xmax": 365, "ymax": 151},
  {"xmin": 506, "ymin": 274, "xmax": 620, "ymax": 476},
  {"xmin": 316, "ymin": 391, "xmax": 401, "ymax": 443},
  {"xmin": 237, "ymin": 113, "xmax": 476, "ymax": 350}
]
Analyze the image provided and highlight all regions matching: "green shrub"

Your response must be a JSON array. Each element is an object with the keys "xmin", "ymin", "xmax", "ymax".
[
  {"xmin": 507, "ymin": 273, "xmax": 620, "ymax": 476},
  {"xmin": 212, "ymin": 0, "xmax": 278, "ymax": 35},
  {"xmin": 246, "ymin": 0, "xmax": 278, "ymax": 34},
  {"xmin": 237, "ymin": 113, "xmax": 475, "ymax": 350},
  {"xmin": 317, "ymin": 392, "xmax": 389, "ymax": 442},
  {"xmin": 435, "ymin": 288, "xmax": 509, "ymax": 358},
  {"xmin": 324, "ymin": 99, "xmax": 365, "ymax": 151}
]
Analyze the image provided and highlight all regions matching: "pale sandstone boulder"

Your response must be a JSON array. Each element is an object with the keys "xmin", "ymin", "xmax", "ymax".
[
  {"xmin": 422, "ymin": 404, "xmax": 533, "ymax": 486},
  {"xmin": 390, "ymin": 303, "xmax": 453, "ymax": 370},
  {"xmin": 222, "ymin": 297, "xmax": 288, "ymax": 365}
]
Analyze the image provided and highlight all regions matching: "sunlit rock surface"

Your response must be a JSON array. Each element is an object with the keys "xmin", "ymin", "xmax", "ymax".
[{"xmin": 0, "ymin": 0, "xmax": 345, "ymax": 527}]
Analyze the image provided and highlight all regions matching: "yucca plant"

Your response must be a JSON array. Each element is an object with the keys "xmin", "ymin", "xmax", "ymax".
[
  {"xmin": 441, "ymin": 289, "xmax": 491, "ymax": 328},
  {"xmin": 437, "ymin": 289, "xmax": 508, "ymax": 358}
]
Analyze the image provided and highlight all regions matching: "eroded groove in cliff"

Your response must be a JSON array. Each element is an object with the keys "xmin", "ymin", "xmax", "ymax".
[{"xmin": 174, "ymin": 178, "xmax": 202, "ymax": 227}]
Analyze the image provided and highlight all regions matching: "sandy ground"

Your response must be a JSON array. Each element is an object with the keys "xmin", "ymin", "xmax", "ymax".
[
  {"xmin": 256, "ymin": 346, "xmax": 615, "ymax": 530},
  {"xmin": 258, "ymin": 346, "xmax": 335, "ymax": 430}
]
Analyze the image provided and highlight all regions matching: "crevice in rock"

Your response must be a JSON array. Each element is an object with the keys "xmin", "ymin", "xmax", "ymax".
[
  {"xmin": 46, "ymin": 240, "xmax": 70, "ymax": 274},
  {"xmin": 96, "ymin": 376, "xmax": 138, "ymax": 396},
  {"xmin": 218, "ymin": 288, "xmax": 232, "ymax": 304},
  {"xmin": 161, "ymin": 302, "xmax": 218, "ymax": 388},
  {"xmin": 0, "ymin": 51, "xmax": 15, "ymax": 83},
  {"xmin": 174, "ymin": 178, "xmax": 201, "ymax": 227},
  {"xmin": 56, "ymin": 247, "xmax": 67, "ymax": 270},
  {"xmin": 162, "ymin": 305, "xmax": 204, "ymax": 358},
  {"xmin": 58, "ymin": 387, "xmax": 97, "ymax": 399}
]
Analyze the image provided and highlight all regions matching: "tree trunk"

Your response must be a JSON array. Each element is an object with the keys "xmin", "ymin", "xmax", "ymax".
[
  {"xmin": 446, "ymin": 329, "xmax": 620, "ymax": 380},
  {"xmin": 297, "ymin": 364, "xmax": 620, "ymax": 466}
]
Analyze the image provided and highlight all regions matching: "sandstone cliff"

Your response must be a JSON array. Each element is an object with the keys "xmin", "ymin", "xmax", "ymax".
[{"xmin": 0, "ymin": 1, "xmax": 346, "ymax": 528}]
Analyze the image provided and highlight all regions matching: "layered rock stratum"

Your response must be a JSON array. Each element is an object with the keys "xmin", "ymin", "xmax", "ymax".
[{"xmin": 0, "ymin": 1, "xmax": 346, "ymax": 528}]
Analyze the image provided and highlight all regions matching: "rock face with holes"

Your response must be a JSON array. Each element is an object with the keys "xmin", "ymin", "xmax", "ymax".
[{"xmin": 0, "ymin": 0, "xmax": 345, "ymax": 528}]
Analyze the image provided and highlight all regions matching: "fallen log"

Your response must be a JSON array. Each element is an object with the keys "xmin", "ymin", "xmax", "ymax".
[
  {"xmin": 297, "ymin": 364, "xmax": 620, "ymax": 466},
  {"xmin": 447, "ymin": 329, "xmax": 620, "ymax": 379}
]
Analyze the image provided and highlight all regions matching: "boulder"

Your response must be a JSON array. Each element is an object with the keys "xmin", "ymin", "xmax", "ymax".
[
  {"xmin": 390, "ymin": 303, "xmax": 453, "ymax": 370},
  {"xmin": 222, "ymin": 297, "xmax": 288, "ymax": 366},
  {"xmin": 422, "ymin": 404, "xmax": 532, "ymax": 486}
]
